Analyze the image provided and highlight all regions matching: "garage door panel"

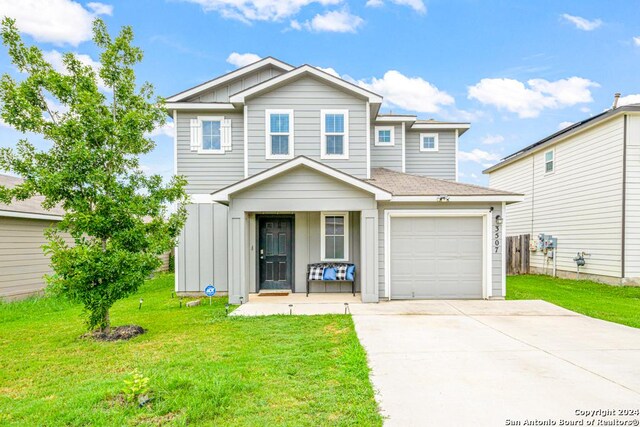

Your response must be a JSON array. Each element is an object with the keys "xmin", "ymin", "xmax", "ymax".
[{"xmin": 390, "ymin": 216, "xmax": 484, "ymax": 300}]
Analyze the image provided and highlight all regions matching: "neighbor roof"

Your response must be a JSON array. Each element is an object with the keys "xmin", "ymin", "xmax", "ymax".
[
  {"xmin": 368, "ymin": 168, "xmax": 522, "ymax": 198},
  {"xmin": 484, "ymin": 104, "xmax": 640, "ymax": 174},
  {"xmin": 0, "ymin": 175, "xmax": 64, "ymax": 220}
]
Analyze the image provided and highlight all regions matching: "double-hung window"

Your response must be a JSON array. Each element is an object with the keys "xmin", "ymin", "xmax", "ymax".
[
  {"xmin": 420, "ymin": 133, "xmax": 438, "ymax": 152},
  {"xmin": 375, "ymin": 126, "xmax": 395, "ymax": 146},
  {"xmin": 321, "ymin": 212, "xmax": 349, "ymax": 261},
  {"xmin": 545, "ymin": 150, "xmax": 554, "ymax": 173},
  {"xmin": 266, "ymin": 109, "xmax": 294, "ymax": 159},
  {"xmin": 197, "ymin": 116, "xmax": 224, "ymax": 153},
  {"xmin": 321, "ymin": 110, "xmax": 349, "ymax": 159}
]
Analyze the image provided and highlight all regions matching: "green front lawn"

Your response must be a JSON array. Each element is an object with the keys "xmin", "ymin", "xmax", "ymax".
[
  {"xmin": 507, "ymin": 275, "xmax": 640, "ymax": 328},
  {"xmin": 0, "ymin": 274, "xmax": 381, "ymax": 426}
]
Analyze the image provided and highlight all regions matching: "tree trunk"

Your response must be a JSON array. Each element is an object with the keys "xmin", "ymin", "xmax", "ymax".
[{"xmin": 100, "ymin": 310, "xmax": 110, "ymax": 334}]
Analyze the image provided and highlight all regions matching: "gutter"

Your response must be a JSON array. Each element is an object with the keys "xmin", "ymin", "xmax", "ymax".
[{"xmin": 0, "ymin": 210, "xmax": 63, "ymax": 221}]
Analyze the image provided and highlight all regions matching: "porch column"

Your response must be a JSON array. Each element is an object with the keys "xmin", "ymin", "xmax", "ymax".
[
  {"xmin": 228, "ymin": 209, "xmax": 247, "ymax": 304},
  {"xmin": 360, "ymin": 209, "xmax": 379, "ymax": 303}
]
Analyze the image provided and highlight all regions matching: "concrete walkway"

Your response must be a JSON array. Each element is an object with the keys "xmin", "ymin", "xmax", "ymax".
[{"xmin": 352, "ymin": 300, "xmax": 640, "ymax": 426}]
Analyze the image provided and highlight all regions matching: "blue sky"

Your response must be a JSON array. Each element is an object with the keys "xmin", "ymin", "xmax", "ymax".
[{"xmin": 0, "ymin": 0, "xmax": 638, "ymax": 185}]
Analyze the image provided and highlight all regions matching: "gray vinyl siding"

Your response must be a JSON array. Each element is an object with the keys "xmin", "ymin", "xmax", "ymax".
[
  {"xmin": 176, "ymin": 111, "xmax": 245, "ymax": 194},
  {"xmin": 230, "ymin": 166, "xmax": 377, "ymax": 212},
  {"xmin": 377, "ymin": 203, "xmax": 504, "ymax": 298},
  {"xmin": 624, "ymin": 114, "xmax": 640, "ymax": 279},
  {"xmin": 405, "ymin": 130, "xmax": 456, "ymax": 180},
  {"xmin": 489, "ymin": 116, "xmax": 625, "ymax": 279},
  {"xmin": 371, "ymin": 123, "xmax": 402, "ymax": 172},
  {"xmin": 0, "ymin": 217, "xmax": 64, "ymax": 300},
  {"xmin": 176, "ymin": 203, "xmax": 228, "ymax": 293},
  {"xmin": 246, "ymin": 76, "xmax": 368, "ymax": 178},
  {"xmin": 185, "ymin": 66, "xmax": 284, "ymax": 103}
]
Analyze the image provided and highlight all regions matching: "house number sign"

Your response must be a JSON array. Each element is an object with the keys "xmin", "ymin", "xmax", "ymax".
[{"xmin": 493, "ymin": 224, "xmax": 501, "ymax": 254}]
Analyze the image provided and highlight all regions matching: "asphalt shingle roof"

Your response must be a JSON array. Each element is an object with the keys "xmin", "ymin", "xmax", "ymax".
[
  {"xmin": 0, "ymin": 174, "xmax": 65, "ymax": 217},
  {"xmin": 367, "ymin": 168, "xmax": 520, "ymax": 196}
]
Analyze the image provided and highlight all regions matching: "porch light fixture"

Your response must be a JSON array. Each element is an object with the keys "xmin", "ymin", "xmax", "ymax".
[
  {"xmin": 495, "ymin": 215, "xmax": 503, "ymax": 225},
  {"xmin": 437, "ymin": 195, "xmax": 450, "ymax": 202}
]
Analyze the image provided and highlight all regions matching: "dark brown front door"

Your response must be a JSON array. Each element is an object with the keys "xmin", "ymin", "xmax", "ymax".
[{"xmin": 258, "ymin": 216, "xmax": 294, "ymax": 290}]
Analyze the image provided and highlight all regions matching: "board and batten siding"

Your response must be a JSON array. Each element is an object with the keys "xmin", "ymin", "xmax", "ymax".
[
  {"xmin": 405, "ymin": 130, "xmax": 456, "ymax": 180},
  {"xmin": 376, "ymin": 203, "xmax": 504, "ymax": 298},
  {"xmin": 176, "ymin": 203, "xmax": 228, "ymax": 293},
  {"xmin": 0, "ymin": 217, "xmax": 66, "ymax": 300},
  {"xmin": 184, "ymin": 66, "xmax": 284, "ymax": 103},
  {"xmin": 246, "ymin": 76, "xmax": 368, "ymax": 178},
  {"xmin": 624, "ymin": 113, "xmax": 640, "ymax": 279},
  {"xmin": 176, "ymin": 111, "xmax": 245, "ymax": 194},
  {"xmin": 489, "ymin": 116, "xmax": 625, "ymax": 279},
  {"xmin": 370, "ymin": 123, "xmax": 403, "ymax": 172}
]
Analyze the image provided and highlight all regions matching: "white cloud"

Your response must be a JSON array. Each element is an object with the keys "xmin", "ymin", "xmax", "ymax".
[
  {"xmin": 357, "ymin": 70, "xmax": 454, "ymax": 113},
  {"xmin": 147, "ymin": 122, "xmax": 174, "ymax": 138},
  {"xmin": 481, "ymin": 134, "xmax": 504, "ymax": 145},
  {"xmin": 86, "ymin": 2, "xmax": 113, "ymax": 15},
  {"xmin": 365, "ymin": 0, "xmax": 426, "ymax": 13},
  {"xmin": 468, "ymin": 77, "xmax": 599, "ymax": 118},
  {"xmin": 558, "ymin": 121, "xmax": 574, "ymax": 130},
  {"xmin": 580, "ymin": 106, "xmax": 591, "ymax": 113},
  {"xmin": 315, "ymin": 66, "xmax": 340, "ymax": 77},
  {"xmin": 634, "ymin": 36, "xmax": 640, "ymax": 46},
  {"xmin": 42, "ymin": 50, "xmax": 110, "ymax": 91},
  {"xmin": 561, "ymin": 14, "xmax": 602, "ymax": 31},
  {"xmin": 183, "ymin": 0, "xmax": 341, "ymax": 23},
  {"xmin": 458, "ymin": 148, "xmax": 501, "ymax": 164},
  {"xmin": 226, "ymin": 52, "xmax": 261, "ymax": 68},
  {"xmin": 290, "ymin": 19, "xmax": 302, "ymax": 30},
  {"xmin": 299, "ymin": 9, "xmax": 364, "ymax": 33},
  {"xmin": 0, "ymin": 0, "xmax": 112, "ymax": 46},
  {"xmin": 618, "ymin": 94, "xmax": 640, "ymax": 107}
]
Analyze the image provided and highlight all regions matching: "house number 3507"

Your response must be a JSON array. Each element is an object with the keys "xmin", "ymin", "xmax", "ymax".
[{"xmin": 493, "ymin": 225, "xmax": 501, "ymax": 254}]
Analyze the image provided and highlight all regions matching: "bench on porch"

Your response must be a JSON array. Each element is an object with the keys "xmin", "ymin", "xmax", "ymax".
[{"xmin": 306, "ymin": 263, "xmax": 356, "ymax": 297}]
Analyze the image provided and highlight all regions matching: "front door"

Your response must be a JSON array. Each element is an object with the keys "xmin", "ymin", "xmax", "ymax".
[{"xmin": 258, "ymin": 216, "xmax": 294, "ymax": 290}]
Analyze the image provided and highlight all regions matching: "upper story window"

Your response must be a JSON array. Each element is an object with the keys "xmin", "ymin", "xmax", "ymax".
[
  {"xmin": 420, "ymin": 133, "xmax": 439, "ymax": 152},
  {"xmin": 321, "ymin": 110, "xmax": 349, "ymax": 159},
  {"xmin": 265, "ymin": 109, "xmax": 294, "ymax": 160},
  {"xmin": 375, "ymin": 126, "xmax": 395, "ymax": 146},
  {"xmin": 545, "ymin": 150, "xmax": 554, "ymax": 173},
  {"xmin": 190, "ymin": 116, "xmax": 231, "ymax": 154},
  {"xmin": 321, "ymin": 212, "xmax": 349, "ymax": 261}
]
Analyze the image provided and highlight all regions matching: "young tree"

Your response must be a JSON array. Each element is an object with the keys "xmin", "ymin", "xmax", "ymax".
[{"xmin": 0, "ymin": 18, "xmax": 187, "ymax": 333}]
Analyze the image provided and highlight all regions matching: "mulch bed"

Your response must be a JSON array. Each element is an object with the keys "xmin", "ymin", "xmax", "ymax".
[{"xmin": 83, "ymin": 325, "xmax": 145, "ymax": 341}]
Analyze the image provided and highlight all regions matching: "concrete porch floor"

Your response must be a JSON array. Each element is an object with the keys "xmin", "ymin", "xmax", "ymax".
[{"xmin": 230, "ymin": 292, "xmax": 362, "ymax": 316}]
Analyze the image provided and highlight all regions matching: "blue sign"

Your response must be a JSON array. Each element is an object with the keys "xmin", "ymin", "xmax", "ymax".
[{"xmin": 204, "ymin": 285, "xmax": 216, "ymax": 297}]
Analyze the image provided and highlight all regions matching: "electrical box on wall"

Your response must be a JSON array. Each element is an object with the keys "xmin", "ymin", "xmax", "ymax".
[{"xmin": 536, "ymin": 233, "xmax": 557, "ymax": 253}]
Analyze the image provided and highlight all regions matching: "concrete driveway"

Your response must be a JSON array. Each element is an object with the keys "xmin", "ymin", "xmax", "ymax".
[{"xmin": 351, "ymin": 300, "xmax": 640, "ymax": 426}]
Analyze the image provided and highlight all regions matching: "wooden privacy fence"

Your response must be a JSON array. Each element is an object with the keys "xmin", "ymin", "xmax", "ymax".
[{"xmin": 506, "ymin": 234, "xmax": 530, "ymax": 275}]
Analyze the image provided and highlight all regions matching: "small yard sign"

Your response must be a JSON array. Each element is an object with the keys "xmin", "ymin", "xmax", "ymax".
[{"xmin": 204, "ymin": 285, "xmax": 216, "ymax": 305}]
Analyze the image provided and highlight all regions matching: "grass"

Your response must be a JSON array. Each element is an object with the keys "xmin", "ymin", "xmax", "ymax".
[
  {"xmin": 0, "ymin": 274, "xmax": 382, "ymax": 426},
  {"xmin": 507, "ymin": 274, "xmax": 640, "ymax": 328}
]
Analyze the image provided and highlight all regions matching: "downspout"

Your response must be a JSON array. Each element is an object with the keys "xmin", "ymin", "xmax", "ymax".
[
  {"xmin": 366, "ymin": 102, "xmax": 371, "ymax": 179},
  {"xmin": 621, "ymin": 114, "xmax": 627, "ymax": 280},
  {"xmin": 243, "ymin": 105, "xmax": 249, "ymax": 178}
]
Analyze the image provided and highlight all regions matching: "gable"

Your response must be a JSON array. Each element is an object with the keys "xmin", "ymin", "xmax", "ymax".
[{"xmin": 185, "ymin": 65, "xmax": 285, "ymax": 103}]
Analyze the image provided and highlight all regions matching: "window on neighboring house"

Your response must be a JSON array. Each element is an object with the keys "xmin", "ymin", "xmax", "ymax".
[
  {"xmin": 321, "ymin": 212, "xmax": 349, "ymax": 261},
  {"xmin": 321, "ymin": 110, "xmax": 349, "ymax": 159},
  {"xmin": 545, "ymin": 150, "xmax": 554, "ymax": 173},
  {"xmin": 375, "ymin": 126, "xmax": 395, "ymax": 146},
  {"xmin": 266, "ymin": 110, "xmax": 294, "ymax": 159},
  {"xmin": 420, "ymin": 133, "xmax": 438, "ymax": 152}
]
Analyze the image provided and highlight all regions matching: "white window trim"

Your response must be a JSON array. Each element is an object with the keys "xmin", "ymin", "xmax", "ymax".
[
  {"xmin": 265, "ymin": 109, "xmax": 294, "ymax": 160},
  {"xmin": 321, "ymin": 109, "xmax": 349, "ymax": 160},
  {"xmin": 320, "ymin": 211, "xmax": 349, "ymax": 262},
  {"xmin": 198, "ymin": 115, "xmax": 225, "ymax": 154},
  {"xmin": 375, "ymin": 126, "xmax": 395, "ymax": 146},
  {"xmin": 419, "ymin": 132, "xmax": 439, "ymax": 152},
  {"xmin": 544, "ymin": 149, "xmax": 554, "ymax": 174}
]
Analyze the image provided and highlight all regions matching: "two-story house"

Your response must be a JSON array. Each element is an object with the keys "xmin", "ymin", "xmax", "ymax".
[
  {"xmin": 167, "ymin": 57, "xmax": 521, "ymax": 304},
  {"xmin": 485, "ymin": 100, "xmax": 640, "ymax": 285}
]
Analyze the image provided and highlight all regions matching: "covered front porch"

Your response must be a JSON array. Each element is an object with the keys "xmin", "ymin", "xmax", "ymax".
[{"xmin": 211, "ymin": 157, "xmax": 390, "ymax": 304}]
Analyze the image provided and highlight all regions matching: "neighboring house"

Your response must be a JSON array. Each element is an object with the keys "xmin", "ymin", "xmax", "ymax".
[
  {"xmin": 0, "ymin": 174, "xmax": 64, "ymax": 300},
  {"xmin": 485, "ymin": 101, "xmax": 640, "ymax": 284},
  {"xmin": 167, "ymin": 57, "xmax": 521, "ymax": 303}
]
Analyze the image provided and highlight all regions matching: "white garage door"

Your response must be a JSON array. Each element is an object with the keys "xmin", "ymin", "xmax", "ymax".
[{"xmin": 390, "ymin": 216, "xmax": 484, "ymax": 299}]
